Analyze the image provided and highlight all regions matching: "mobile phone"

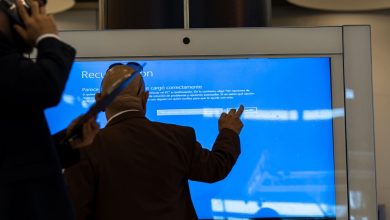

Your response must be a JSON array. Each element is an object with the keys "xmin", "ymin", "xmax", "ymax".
[{"xmin": 0, "ymin": 0, "xmax": 47, "ymax": 26}]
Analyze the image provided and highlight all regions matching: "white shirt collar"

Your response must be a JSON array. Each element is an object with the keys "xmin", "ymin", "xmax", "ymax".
[{"xmin": 106, "ymin": 109, "xmax": 140, "ymax": 126}]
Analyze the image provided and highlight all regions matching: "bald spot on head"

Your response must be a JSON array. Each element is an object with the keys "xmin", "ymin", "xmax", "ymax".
[{"xmin": 101, "ymin": 65, "xmax": 146, "ymax": 113}]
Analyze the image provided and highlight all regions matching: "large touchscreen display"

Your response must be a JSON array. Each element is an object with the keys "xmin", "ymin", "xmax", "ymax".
[{"xmin": 46, "ymin": 57, "xmax": 336, "ymax": 219}]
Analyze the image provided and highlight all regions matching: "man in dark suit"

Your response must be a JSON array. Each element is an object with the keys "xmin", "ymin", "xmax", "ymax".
[
  {"xmin": 64, "ymin": 64, "xmax": 244, "ymax": 220},
  {"xmin": 0, "ymin": 1, "xmax": 99, "ymax": 219}
]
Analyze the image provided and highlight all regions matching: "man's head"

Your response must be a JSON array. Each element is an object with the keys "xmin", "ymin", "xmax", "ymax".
[
  {"xmin": 96, "ymin": 64, "xmax": 149, "ymax": 118},
  {"xmin": 0, "ymin": 0, "xmax": 48, "ymax": 53},
  {"xmin": 0, "ymin": 3, "xmax": 28, "ymax": 52},
  {"xmin": 1, "ymin": 0, "xmax": 47, "ymax": 26}
]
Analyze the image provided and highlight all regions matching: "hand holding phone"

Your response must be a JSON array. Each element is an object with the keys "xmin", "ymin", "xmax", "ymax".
[
  {"xmin": 0, "ymin": 0, "xmax": 46, "ymax": 25},
  {"xmin": 3, "ymin": 0, "xmax": 56, "ymax": 46}
]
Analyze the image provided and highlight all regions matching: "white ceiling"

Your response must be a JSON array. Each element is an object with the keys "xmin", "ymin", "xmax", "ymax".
[{"xmin": 288, "ymin": 0, "xmax": 390, "ymax": 11}]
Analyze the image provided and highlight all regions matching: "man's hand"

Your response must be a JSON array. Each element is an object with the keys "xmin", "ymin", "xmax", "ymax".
[
  {"xmin": 66, "ymin": 116, "xmax": 100, "ymax": 149},
  {"xmin": 14, "ymin": 0, "xmax": 58, "ymax": 46},
  {"xmin": 218, "ymin": 105, "xmax": 244, "ymax": 135}
]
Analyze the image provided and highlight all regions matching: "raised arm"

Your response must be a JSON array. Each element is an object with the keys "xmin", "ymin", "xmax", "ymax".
[{"xmin": 188, "ymin": 105, "xmax": 244, "ymax": 183}]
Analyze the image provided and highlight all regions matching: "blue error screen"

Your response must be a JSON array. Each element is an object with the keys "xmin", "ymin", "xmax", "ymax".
[{"xmin": 46, "ymin": 57, "xmax": 336, "ymax": 219}]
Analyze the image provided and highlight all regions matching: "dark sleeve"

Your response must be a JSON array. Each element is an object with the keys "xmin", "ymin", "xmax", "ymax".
[
  {"xmin": 188, "ymin": 128, "xmax": 241, "ymax": 183},
  {"xmin": 52, "ymin": 129, "xmax": 80, "ymax": 169},
  {"xmin": 1, "ymin": 37, "xmax": 76, "ymax": 109}
]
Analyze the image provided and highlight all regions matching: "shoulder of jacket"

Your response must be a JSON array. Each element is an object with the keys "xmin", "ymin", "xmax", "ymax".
[{"xmin": 152, "ymin": 121, "xmax": 193, "ymax": 130}]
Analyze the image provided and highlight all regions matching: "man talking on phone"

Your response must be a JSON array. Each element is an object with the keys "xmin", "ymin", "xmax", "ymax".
[{"xmin": 0, "ymin": 1, "xmax": 98, "ymax": 219}]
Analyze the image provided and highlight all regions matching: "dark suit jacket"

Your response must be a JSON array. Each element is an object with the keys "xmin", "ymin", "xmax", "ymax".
[
  {"xmin": 0, "ymin": 33, "xmax": 77, "ymax": 220},
  {"xmin": 64, "ymin": 111, "xmax": 241, "ymax": 220}
]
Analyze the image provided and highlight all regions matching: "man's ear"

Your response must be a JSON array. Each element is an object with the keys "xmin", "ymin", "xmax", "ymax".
[
  {"xmin": 95, "ymin": 93, "xmax": 102, "ymax": 102},
  {"xmin": 142, "ymin": 91, "xmax": 149, "ymax": 111},
  {"xmin": 95, "ymin": 93, "xmax": 104, "ymax": 112}
]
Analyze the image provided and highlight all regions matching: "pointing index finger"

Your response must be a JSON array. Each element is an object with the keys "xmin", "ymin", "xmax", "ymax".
[{"xmin": 235, "ymin": 105, "xmax": 244, "ymax": 117}]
